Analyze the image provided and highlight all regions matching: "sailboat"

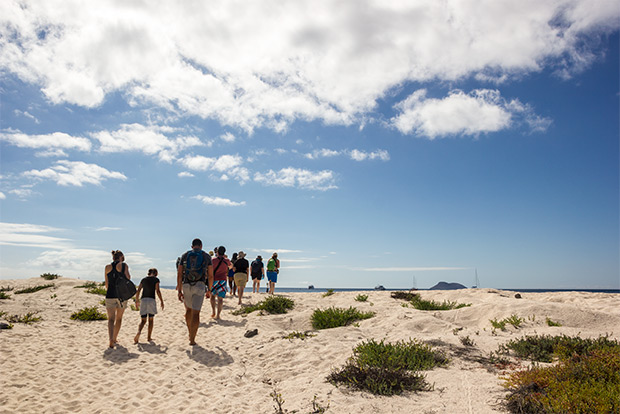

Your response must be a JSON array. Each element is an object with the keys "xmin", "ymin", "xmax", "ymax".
[{"xmin": 472, "ymin": 269, "xmax": 481, "ymax": 288}]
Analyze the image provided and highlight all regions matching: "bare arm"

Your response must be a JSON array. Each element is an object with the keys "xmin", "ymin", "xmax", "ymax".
[
  {"xmin": 156, "ymin": 282, "xmax": 164, "ymax": 310},
  {"xmin": 205, "ymin": 264, "xmax": 213, "ymax": 298},
  {"xmin": 124, "ymin": 264, "xmax": 131, "ymax": 279},
  {"xmin": 135, "ymin": 282, "xmax": 143, "ymax": 303},
  {"xmin": 104, "ymin": 265, "xmax": 111, "ymax": 289},
  {"xmin": 177, "ymin": 264, "xmax": 184, "ymax": 301}
]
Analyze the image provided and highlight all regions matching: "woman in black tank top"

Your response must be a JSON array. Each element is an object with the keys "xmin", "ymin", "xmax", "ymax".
[{"xmin": 104, "ymin": 250, "xmax": 131, "ymax": 348}]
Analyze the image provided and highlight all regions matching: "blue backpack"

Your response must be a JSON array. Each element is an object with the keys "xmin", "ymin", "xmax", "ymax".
[{"xmin": 184, "ymin": 249, "xmax": 206, "ymax": 284}]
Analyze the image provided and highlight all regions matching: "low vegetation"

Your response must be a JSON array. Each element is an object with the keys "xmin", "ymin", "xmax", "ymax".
[
  {"xmin": 0, "ymin": 291, "xmax": 10, "ymax": 300},
  {"xmin": 546, "ymin": 317, "xmax": 562, "ymax": 327},
  {"xmin": 328, "ymin": 339, "xmax": 448, "ymax": 395},
  {"xmin": 391, "ymin": 291, "xmax": 470, "ymax": 311},
  {"xmin": 502, "ymin": 335, "xmax": 620, "ymax": 413},
  {"xmin": 71, "ymin": 306, "xmax": 108, "ymax": 321},
  {"xmin": 232, "ymin": 296, "xmax": 295, "ymax": 316},
  {"xmin": 311, "ymin": 306, "xmax": 374, "ymax": 330},
  {"xmin": 6, "ymin": 312, "xmax": 42, "ymax": 324},
  {"xmin": 322, "ymin": 289, "xmax": 335, "ymax": 297},
  {"xmin": 498, "ymin": 334, "xmax": 620, "ymax": 363},
  {"xmin": 40, "ymin": 273, "xmax": 60, "ymax": 280},
  {"xmin": 354, "ymin": 294, "xmax": 368, "ymax": 302},
  {"xmin": 282, "ymin": 331, "xmax": 316, "ymax": 340},
  {"xmin": 15, "ymin": 284, "xmax": 54, "ymax": 294},
  {"xmin": 490, "ymin": 315, "xmax": 524, "ymax": 331}
]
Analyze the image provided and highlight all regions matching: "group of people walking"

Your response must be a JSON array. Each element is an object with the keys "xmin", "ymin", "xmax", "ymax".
[{"xmin": 103, "ymin": 239, "xmax": 281, "ymax": 347}]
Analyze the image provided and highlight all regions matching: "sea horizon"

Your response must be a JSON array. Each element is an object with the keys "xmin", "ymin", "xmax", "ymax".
[{"xmin": 161, "ymin": 286, "xmax": 620, "ymax": 294}]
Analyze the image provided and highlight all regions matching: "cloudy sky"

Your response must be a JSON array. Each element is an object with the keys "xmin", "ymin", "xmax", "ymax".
[{"xmin": 1, "ymin": 0, "xmax": 618, "ymax": 289}]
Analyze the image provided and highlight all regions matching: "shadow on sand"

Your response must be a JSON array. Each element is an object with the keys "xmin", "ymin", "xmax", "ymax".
[
  {"xmin": 137, "ymin": 342, "xmax": 168, "ymax": 354},
  {"xmin": 199, "ymin": 318, "xmax": 246, "ymax": 328},
  {"xmin": 186, "ymin": 345, "xmax": 233, "ymax": 367},
  {"xmin": 103, "ymin": 345, "xmax": 139, "ymax": 364}
]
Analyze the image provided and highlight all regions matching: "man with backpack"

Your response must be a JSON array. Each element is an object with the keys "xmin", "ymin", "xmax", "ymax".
[
  {"xmin": 177, "ymin": 238, "xmax": 213, "ymax": 345},
  {"xmin": 251, "ymin": 255, "xmax": 264, "ymax": 294}
]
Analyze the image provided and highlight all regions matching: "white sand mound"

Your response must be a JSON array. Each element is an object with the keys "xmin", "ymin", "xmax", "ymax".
[{"xmin": 1, "ymin": 278, "xmax": 618, "ymax": 413}]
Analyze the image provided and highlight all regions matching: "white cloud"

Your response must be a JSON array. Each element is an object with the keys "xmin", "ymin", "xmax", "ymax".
[
  {"xmin": 179, "ymin": 154, "xmax": 250, "ymax": 184},
  {"xmin": 0, "ymin": 192, "xmax": 5, "ymax": 200},
  {"xmin": 3, "ymin": 1, "xmax": 614, "ymax": 132},
  {"xmin": 254, "ymin": 167, "xmax": 337, "ymax": 191},
  {"xmin": 305, "ymin": 149, "xmax": 341, "ymax": 160},
  {"xmin": 13, "ymin": 110, "xmax": 40, "ymax": 124},
  {"xmin": 192, "ymin": 195, "xmax": 246, "ymax": 207},
  {"xmin": 91, "ymin": 123, "xmax": 203, "ymax": 161},
  {"xmin": 0, "ymin": 222, "xmax": 71, "ymax": 249},
  {"xmin": 94, "ymin": 227, "xmax": 122, "ymax": 231},
  {"xmin": 23, "ymin": 160, "xmax": 127, "ymax": 187},
  {"xmin": 0, "ymin": 130, "xmax": 92, "ymax": 151},
  {"xmin": 392, "ymin": 89, "xmax": 514, "ymax": 138},
  {"xmin": 178, "ymin": 171, "xmax": 194, "ymax": 178},
  {"xmin": 220, "ymin": 132, "xmax": 236, "ymax": 142},
  {"xmin": 349, "ymin": 149, "xmax": 390, "ymax": 161},
  {"xmin": 9, "ymin": 188, "xmax": 35, "ymax": 199}
]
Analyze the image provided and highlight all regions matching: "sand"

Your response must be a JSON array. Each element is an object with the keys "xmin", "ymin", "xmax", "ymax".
[{"xmin": 1, "ymin": 277, "xmax": 619, "ymax": 414}]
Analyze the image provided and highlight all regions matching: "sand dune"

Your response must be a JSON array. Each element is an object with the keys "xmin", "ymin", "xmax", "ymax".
[{"xmin": 1, "ymin": 277, "xmax": 619, "ymax": 413}]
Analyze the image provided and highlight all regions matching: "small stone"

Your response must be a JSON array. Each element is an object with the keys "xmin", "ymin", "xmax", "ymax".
[
  {"xmin": 514, "ymin": 293, "xmax": 522, "ymax": 299},
  {"xmin": 244, "ymin": 328, "xmax": 258, "ymax": 338}
]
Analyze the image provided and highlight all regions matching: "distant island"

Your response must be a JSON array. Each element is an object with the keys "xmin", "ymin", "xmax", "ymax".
[{"xmin": 429, "ymin": 281, "xmax": 468, "ymax": 290}]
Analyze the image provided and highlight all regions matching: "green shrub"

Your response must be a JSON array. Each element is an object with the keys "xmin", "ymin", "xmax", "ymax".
[
  {"xmin": 505, "ymin": 314, "xmax": 524, "ymax": 328},
  {"xmin": 504, "ymin": 347, "xmax": 620, "ymax": 414},
  {"xmin": 391, "ymin": 291, "xmax": 419, "ymax": 301},
  {"xmin": 490, "ymin": 318, "xmax": 507, "ymax": 331},
  {"xmin": 328, "ymin": 339, "xmax": 446, "ymax": 395},
  {"xmin": 0, "ymin": 286, "xmax": 13, "ymax": 292},
  {"xmin": 546, "ymin": 317, "xmax": 562, "ymax": 327},
  {"xmin": 0, "ymin": 291, "xmax": 10, "ymax": 300},
  {"xmin": 71, "ymin": 306, "xmax": 107, "ymax": 321},
  {"xmin": 311, "ymin": 306, "xmax": 374, "ymax": 330},
  {"xmin": 410, "ymin": 296, "xmax": 471, "ymax": 311},
  {"xmin": 355, "ymin": 294, "xmax": 368, "ymax": 302},
  {"xmin": 40, "ymin": 273, "xmax": 60, "ymax": 280},
  {"xmin": 7, "ymin": 312, "xmax": 41, "ymax": 324},
  {"xmin": 75, "ymin": 281, "xmax": 99, "ymax": 289},
  {"xmin": 232, "ymin": 296, "xmax": 295, "ymax": 315},
  {"xmin": 353, "ymin": 339, "xmax": 448, "ymax": 371},
  {"xmin": 323, "ymin": 289, "xmax": 335, "ymax": 297},
  {"xmin": 283, "ymin": 331, "xmax": 316, "ymax": 340},
  {"xmin": 498, "ymin": 334, "xmax": 620, "ymax": 363},
  {"xmin": 460, "ymin": 336, "xmax": 475, "ymax": 347},
  {"xmin": 15, "ymin": 284, "xmax": 54, "ymax": 294}
]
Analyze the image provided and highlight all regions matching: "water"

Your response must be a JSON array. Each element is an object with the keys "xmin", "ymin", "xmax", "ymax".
[{"xmin": 162, "ymin": 286, "xmax": 620, "ymax": 294}]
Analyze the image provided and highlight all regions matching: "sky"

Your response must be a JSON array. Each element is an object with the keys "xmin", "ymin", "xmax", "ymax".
[{"xmin": 0, "ymin": 0, "xmax": 618, "ymax": 290}]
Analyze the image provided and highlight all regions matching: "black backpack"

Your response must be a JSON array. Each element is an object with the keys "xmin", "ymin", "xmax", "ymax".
[
  {"xmin": 184, "ymin": 249, "xmax": 206, "ymax": 284},
  {"xmin": 110, "ymin": 263, "xmax": 136, "ymax": 302},
  {"xmin": 251, "ymin": 260, "xmax": 262, "ymax": 276}
]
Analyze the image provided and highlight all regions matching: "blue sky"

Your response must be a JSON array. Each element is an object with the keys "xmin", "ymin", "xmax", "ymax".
[{"xmin": 1, "ymin": 1, "xmax": 618, "ymax": 289}]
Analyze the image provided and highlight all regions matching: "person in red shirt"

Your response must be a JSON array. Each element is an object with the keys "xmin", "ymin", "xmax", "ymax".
[{"xmin": 210, "ymin": 246, "xmax": 231, "ymax": 319}]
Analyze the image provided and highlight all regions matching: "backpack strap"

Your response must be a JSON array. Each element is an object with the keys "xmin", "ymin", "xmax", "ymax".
[{"xmin": 214, "ymin": 257, "xmax": 226, "ymax": 273}]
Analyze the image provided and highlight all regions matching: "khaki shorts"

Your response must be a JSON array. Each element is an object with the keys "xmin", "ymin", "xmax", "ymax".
[
  {"xmin": 182, "ymin": 282, "xmax": 206, "ymax": 311},
  {"xmin": 234, "ymin": 273, "xmax": 248, "ymax": 287},
  {"xmin": 105, "ymin": 298, "xmax": 128, "ymax": 309}
]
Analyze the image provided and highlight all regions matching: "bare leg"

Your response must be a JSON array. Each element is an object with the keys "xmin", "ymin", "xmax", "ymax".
[
  {"xmin": 210, "ymin": 295, "xmax": 217, "ymax": 318},
  {"xmin": 218, "ymin": 297, "xmax": 224, "ymax": 318},
  {"xmin": 112, "ymin": 308, "xmax": 125, "ymax": 344},
  {"xmin": 184, "ymin": 307, "xmax": 193, "ymax": 343},
  {"xmin": 106, "ymin": 307, "xmax": 117, "ymax": 348},
  {"xmin": 269, "ymin": 281, "xmax": 275, "ymax": 294},
  {"xmin": 147, "ymin": 317, "xmax": 154, "ymax": 341},
  {"xmin": 238, "ymin": 286, "xmax": 245, "ymax": 304},
  {"xmin": 135, "ymin": 316, "xmax": 147, "ymax": 343},
  {"xmin": 189, "ymin": 309, "xmax": 200, "ymax": 345}
]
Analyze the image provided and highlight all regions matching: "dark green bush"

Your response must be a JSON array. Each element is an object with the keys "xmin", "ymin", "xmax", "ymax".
[
  {"xmin": 232, "ymin": 296, "xmax": 295, "ymax": 315},
  {"xmin": 71, "ymin": 306, "xmax": 107, "ymax": 321},
  {"xmin": 504, "ymin": 348, "xmax": 620, "ymax": 413},
  {"xmin": 0, "ymin": 291, "xmax": 10, "ymax": 300},
  {"xmin": 7, "ymin": 312, "xmax": 41, "ymax": 324},
  {"xmin": 328, "ymin": 339, "xmax": 447, "ymax": 395},
  {"xmin": 40, "ymin": 273, "xmax": 60, "ymax": 280},
  {"xmin": 15, "ymin": 284, "xmax": 54, "ymax": 294},
  {"xmin": 322, "ymin": 289, "xmax": 335, "ymax": 297},
  {"xmin": 354, "ymin": 294, "xmax": 368, "ymax": 302},
  {"xmin": 311, "ymin": 306, "xmax": 374, "ymax": 330},
  {"xmin": 499, "ymin": 335, "xmax": 620, "ymax": 363},
  {"xmin": 391, "ymin": 291, "xmax": 470, "ymax": 310}
]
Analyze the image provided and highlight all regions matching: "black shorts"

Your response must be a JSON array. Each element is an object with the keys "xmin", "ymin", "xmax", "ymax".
[
  {"xmin": 251, "ymin": 275, "xmax": 262, "ymax": 280},
  {"xmin": 141, "ymin": 314, "xmax": 155, "ymax": 318}
]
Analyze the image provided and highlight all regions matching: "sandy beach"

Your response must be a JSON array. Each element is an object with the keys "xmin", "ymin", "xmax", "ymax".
[{"xmin": 1, "ymin": 277, "xmax": 619, "ymax": 414}]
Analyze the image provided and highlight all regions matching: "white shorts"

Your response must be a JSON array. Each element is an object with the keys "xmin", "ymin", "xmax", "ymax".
[
  {"xmin": 182, "ymin": 282, "xmax": 206, "ymax": 311},
  {"xmin": 139, "ymin": 297, "xmax": 157, "ymax": 316}
]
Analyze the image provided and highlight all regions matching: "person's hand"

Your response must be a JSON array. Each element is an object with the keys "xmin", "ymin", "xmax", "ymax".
[
  {"xmin": 178, "ymin": 290, "xmax": 184, "ymax": 302},
  {"xmin": 205, "ymin": 289, "xmax": 211, "ymax": 299},
  {"xmin": 161, "ymin": 301, "xmax": 165, "ymax": 310}
]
